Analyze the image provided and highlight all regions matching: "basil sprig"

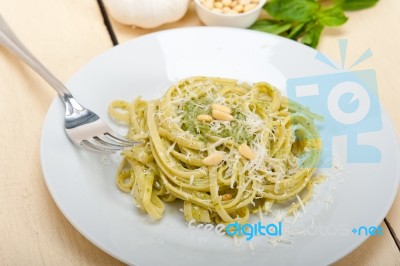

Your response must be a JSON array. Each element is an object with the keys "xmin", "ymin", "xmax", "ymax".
[{"xmin": 250, "ymin": 0, "xmax": 379, "ymax": 48}]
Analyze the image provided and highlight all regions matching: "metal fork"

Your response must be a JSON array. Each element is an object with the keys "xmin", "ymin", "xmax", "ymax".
[{"xmin": 0, "ymin": 14, "xmax": 141, "ymax": 152}]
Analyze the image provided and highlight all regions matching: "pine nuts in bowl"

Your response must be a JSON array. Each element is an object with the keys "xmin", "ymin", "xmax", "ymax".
[{"xmin": 194, "ymin": 0, "xmax": 266, "ymax": 28}]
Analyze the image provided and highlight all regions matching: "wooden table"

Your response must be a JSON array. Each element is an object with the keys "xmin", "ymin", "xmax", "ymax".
[{"xmin": 0, "ymin": 0, "xmax": 399, "ymax": 265}]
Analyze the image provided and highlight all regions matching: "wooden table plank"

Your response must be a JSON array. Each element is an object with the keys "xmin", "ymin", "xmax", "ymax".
[
  {"xmin": 335, "ymin": 223, "xmax": 400, "ymax": 266},
  {"xmin": 0, "ymin": 0, "xmax": 122, "ymax": 265}
]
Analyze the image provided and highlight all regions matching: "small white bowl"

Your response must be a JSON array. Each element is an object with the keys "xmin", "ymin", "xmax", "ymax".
[{"xmin": 194, "ymin": 0, "xmax": 266, "ymax": 28}]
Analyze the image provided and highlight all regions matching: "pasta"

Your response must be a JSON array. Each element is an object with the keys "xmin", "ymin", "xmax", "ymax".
[{"xmin": 109, "ymin": 77, "xmax": 322, "ymax": 225}]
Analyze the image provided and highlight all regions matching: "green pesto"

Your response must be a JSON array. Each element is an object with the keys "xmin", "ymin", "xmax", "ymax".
[
  {"xmin": 181, "ymin": 98, "xmax": 212, "ymax": 141},
  {"xmin": 181, "ymin": 99, "xmax": 255, "ymax": 144}
]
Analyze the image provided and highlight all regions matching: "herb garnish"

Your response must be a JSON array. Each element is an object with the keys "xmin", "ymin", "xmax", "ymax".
[{"xmin": 250, "ymin": 0, "xmax": 379, "ymax": 48}]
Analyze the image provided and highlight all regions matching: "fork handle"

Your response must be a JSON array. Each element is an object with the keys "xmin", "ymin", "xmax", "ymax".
[{"xmin": 0, "ymin": 14, "xmax": 83, "ymax": 114}]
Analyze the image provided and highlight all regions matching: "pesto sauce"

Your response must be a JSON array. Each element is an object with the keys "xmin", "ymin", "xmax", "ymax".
[{"xmin": 181, "ymin": 99, "xmax": 255, "ymax": 144}]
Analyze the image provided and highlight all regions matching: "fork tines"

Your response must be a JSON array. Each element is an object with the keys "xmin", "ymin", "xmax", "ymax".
[{"xmin": 81, "ymin": 132, "xmax": 141, "ymax": 153}]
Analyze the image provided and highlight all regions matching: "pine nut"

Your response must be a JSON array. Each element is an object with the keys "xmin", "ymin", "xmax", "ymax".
[
  {"xmin": 214, "ymin": 2, "xmax": 223, "ymax": 8},
  {"xmin": 222, "ymin": 0, "xmax": 232, "ymax": 6},
  {"xmin": 203, "ymin": 0, "xmax": 214, "ymax": 9},
  {"xmin": 197, "ymin": 114, "xmax": 213, "ymax": 122},
  {"xmin": 244, "ymin": 3, "xmax": 257, "ymax": 12},
  {"xmin": 212, "ymin": 109, "xmax": 234, "ymax": 121},
  {"xmin": 200, "ymin": 0, "xmax": 259, "ymax": 13},
  {"xmin": 233, "ymin": 4, "xmax": 244, "ymax": 12},
  {"xmin": 222, "ymin": 193, "xmax": 233, "ymax": 200},
  {"xmin": 238, "ymin": 143, "xmax": 256, "ymax": 160},
  {"xmin": 222, "ymin": 6, "xmax": 231, "ymax": 13},
  {"xmin": 202, "ymin": 152, "xmax": 224, "ymax": 166},
  {"xmin": 211, "ymin": 103, "xmax": 232, "ymax": 114}
]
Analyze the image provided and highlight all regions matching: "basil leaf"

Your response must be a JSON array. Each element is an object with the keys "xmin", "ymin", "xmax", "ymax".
[
  {"xmin": 333, "ymin": 0, "xmax": 346, "ymax": 5},
  {"xmin": 251, "ymin": 0, "xmax": 377, "ymax": 48},
  {"xmin": 343, "ymin": 0, "xmax": 379, "ymax": 11},
  {"xmin": 301, "ymin": 24, "xmax": 324, "ymax": 48},
  {"xmin": 265, "ymin": 0, "xmax": 320, "ymax": 22},
  {"xmin": 250, "ymin": 20, "xmax": 292, "ymax": 35},
  {"xmin": 318, "ymin": 6, "xmax": 348, "ymax": 26},
  {"xmin": 288, "ymin": 23, "xmax": 306, "ymax": 39}
]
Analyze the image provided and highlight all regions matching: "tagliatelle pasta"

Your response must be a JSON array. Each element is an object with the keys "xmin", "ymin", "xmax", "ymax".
[{"xmin": 109, "ymin": 76, "xmax": 322, "ymax": 225}]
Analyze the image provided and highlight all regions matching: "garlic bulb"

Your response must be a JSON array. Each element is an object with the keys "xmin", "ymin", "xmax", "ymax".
[{"xmin": 104, "ymin": 0, "xmax": 190, "ymax": 29}]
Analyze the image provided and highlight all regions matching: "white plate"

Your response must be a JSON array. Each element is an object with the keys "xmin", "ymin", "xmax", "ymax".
[{"xmin": 40, "ymin": 27, "xmax": 400, "ymax": 266}]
